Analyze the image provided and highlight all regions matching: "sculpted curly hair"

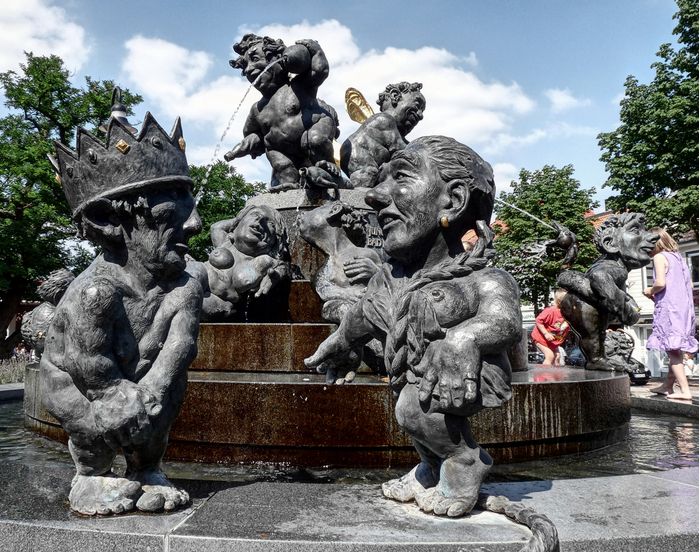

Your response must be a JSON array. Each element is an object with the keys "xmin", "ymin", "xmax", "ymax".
[
  {"xmin": 377, "ymin": 82, "xmax": 423, "ymax": 110},
  {"xmin": 230, "ymin": 34, "xmax": 286, "ymax": 69},
  {"xmin": 593, "ymin": 212, "xmax": 646, "ymax": 253}
]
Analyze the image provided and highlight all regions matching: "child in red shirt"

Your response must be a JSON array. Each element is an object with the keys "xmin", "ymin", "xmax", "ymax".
[{"xmin": 531, "ymin": 289, "xmax": 570, "ymax": 366}]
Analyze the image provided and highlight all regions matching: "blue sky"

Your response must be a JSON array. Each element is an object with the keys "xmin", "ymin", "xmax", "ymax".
[{"xmin": 0, "ymin": 0, "xmax": 681, "ymax": 208}]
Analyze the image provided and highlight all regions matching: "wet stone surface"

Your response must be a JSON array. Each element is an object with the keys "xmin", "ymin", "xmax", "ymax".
[{"xmin": 4, "ymin": 398, "xmax": 699, "ymax": 482}]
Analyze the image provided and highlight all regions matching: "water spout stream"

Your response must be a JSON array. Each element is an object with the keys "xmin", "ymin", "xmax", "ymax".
[
  {"xmin": 494, "ymin": 198, "xmax": 557, "ymax": 232},
  {"xmin": 195, "ymin": 58, "xmax": 284, "ymax": 205}
]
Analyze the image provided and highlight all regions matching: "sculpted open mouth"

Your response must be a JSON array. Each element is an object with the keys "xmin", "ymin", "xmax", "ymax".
[
  {"xmin": 249, "ymin": 225, "xmax": 265, "ymax": 239},
  {"xmin": 247, "ymin": 69, "xmax": 262, "ymax": 82},
  {"xmin": 378, "ymin": 213, "xmax": 401, "ymax": 232}
]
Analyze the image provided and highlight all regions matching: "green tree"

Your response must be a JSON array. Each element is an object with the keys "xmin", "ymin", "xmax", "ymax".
[
  {"xmin": 187, "ymin": 160, "xmax": 266, "ymax": 261},
  {"xmin": 493, "ymin": 165, "xmax": 599, "ymax": 316},
  {"xmin": 0, "ymin": 53, "xmax": 142, "ymax": 358},
  {"xmin": 598, "ymin": 0, "xmax": 699, "ymax": 237}
]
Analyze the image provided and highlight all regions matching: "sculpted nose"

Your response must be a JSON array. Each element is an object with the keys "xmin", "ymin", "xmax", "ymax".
[
  {"xmin": 184, "ymin": 206, "xmax": 203, "ymax": 238},
  {"xmin": 365, "ymin": 183, "xmax": 391, "ymax": 211}
]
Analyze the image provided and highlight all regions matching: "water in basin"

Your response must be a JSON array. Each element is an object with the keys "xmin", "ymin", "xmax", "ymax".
[{"xmin": 1, "ymin": 400, "xmax": 697, "ymax": 483}]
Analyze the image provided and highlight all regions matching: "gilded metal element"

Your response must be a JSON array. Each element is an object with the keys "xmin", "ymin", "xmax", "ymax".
[
  {"xmin": 115, "ymin": 139, "xmax": 131, "ymax": 154},
  {"xmin": 345, "ymin": 88, "xmax": 375, "ymax": 124}
]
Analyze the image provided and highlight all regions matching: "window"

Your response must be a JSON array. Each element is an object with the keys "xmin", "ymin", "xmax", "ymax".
[
  {"xmin": 687, "ymin": 252, "xmax": 699, "ymax": 288},
  {"xmin": 644, "ymin": 264, "xmax": 654, "ymax": 288}
]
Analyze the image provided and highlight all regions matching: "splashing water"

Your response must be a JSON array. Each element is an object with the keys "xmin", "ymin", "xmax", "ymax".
[
  {"xmin": 494, "ymin": 197, "xmax": 557, "ymax": 232},
  {"xmin": 195, "ymin": 58, "xmax": 285, "ymax": 205}
]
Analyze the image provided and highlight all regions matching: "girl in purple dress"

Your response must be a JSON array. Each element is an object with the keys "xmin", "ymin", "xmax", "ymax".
[{"xmin": 643, "ymin": 228, "xmax": 699, "ymax": 399}]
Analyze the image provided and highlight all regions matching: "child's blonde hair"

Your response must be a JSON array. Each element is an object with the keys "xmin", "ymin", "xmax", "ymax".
[
  {"xmin": 554, "ymin": 288, "xmax": 567, "ymax": 308},
  {"xmin": 650, "ymin": 227, "xmax": 679, "ymax": 253}
]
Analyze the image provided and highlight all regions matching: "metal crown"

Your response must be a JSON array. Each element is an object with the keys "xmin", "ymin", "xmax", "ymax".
[{"xmin": 49, "ymin": 112, "xmax": 192, "ymax": 218}]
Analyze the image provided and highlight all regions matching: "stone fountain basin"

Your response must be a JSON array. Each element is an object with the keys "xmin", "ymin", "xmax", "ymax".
[{"xmin": 24, "ymin": 362, "xmax": 629, "ymax": 468}]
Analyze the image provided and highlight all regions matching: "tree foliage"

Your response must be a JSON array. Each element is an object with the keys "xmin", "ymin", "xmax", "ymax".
[
  {"xmin": 187, "ymin": 161, "xmax": 266, "ymax": 261},
  {"xmin": 0, "ymin": 53, "xmax": 142, "ymax": 357},
  {"xmin": 598, "ymin": 0, "xmax": 699, "ymax": 237},
  {"xmin": 492, "ymin": 165, "xmax": 599, "ymax": 315}
]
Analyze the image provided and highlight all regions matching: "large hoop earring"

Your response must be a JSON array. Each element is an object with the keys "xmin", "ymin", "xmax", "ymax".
[{"xmin": 440, "ymin": 216, "xmax": 449, "ymax": 228}]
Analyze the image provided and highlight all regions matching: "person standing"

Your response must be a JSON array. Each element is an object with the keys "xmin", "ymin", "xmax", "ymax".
[
  {"xmin": 684, "ymin": 352, "xmax": 695, "ymax": 378},
  {"xmin": 644, "ymin": 228, "xmax": 698, "ymax": 399},
  {"xmin": 531, "ymin": 289, "xmax": 570, "ymax": 366}
]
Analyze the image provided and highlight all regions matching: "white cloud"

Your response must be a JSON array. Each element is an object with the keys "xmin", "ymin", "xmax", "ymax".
[
  {"xmin": 483, "ymin": 122, "xmax": 597, "ymax": 157},
  {"xmin": 492, "ymin": 163, "xmax": 519, "ymax": 196},
  {"xmin": 243, "ymin": 20, "xmax": 534, "ymax": 148},
  {"xmin": 238, "ymin": 20, "xmax": 362, "ymax": 67},
  {"xmin": 461, "ymin": 52, "xmax": 478, "ymax": 67},
  {"xmin": 611, "ymin": 91, "xmax": 626, "ymax": 105},
  {"xmin": 484, "ymin": 129, "xmax": 548, "ymax": 156},
  {"xmin": 544, "ymin": 88, "xmax": 592, "ymax": 113},
  {"xmin": 120, "ymin": 20, "xmax": 539, "ymax": 186},
  {"xmin": 0, "ymin": 0, "xmax": 90, "ymax": 73}
]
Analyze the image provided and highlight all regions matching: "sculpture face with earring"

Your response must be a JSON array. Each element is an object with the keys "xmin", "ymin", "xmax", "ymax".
[{"xmin": 307, "ymin": 135, "xmax": 522, "ymax": 518}]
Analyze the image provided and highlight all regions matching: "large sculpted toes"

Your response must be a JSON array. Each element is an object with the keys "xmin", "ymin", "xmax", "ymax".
[
  {"xmin": 432, "ymin": 494, "xmax": 474, "ymax": 517},
  {"xmin": 382, "ymin": 464, "xmax": 436, "ymax": 502},
  {"xmin": 69, "ymin": 474, "xmax": 141, "ymax": 516},
  {"xmin": 414, "ymin": 487, "xmax": 438, "ymax": 513},
  {"xmin": 416, "ymin": 487, "xmax": 475, "ymax": 518},
  {"xmin": 130, "ymin": 470, "xmax": 190, "ymax": 512}
]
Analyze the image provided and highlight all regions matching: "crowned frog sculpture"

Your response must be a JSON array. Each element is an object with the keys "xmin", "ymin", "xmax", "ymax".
[
  {"xmin": 341, "ymin": 82, "xmax": 426, "ymax": 188},
  {"xmin": 551, "ymin": 213, "xmax": 659, "ymax": 370},
  {"xmin": 191, "ymin": 204, "xmax": 292, "ymax": 322},
  {"xmin": 306, "ymin": 136, "xmax": 522, "ymax": 517},
  {"xmin": 43, "ymin": 101, "xmax": 203, "ymax": 515},
  {"xmin": 223, "ymin": 34, "xmax": 345, "ymax": 191}
]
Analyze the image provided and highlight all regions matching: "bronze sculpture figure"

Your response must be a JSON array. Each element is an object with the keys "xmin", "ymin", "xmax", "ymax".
[
  {"xmin": 224, "ymin": 34, "xmax": 345, "ymax": 191},
  {"xmin": 43, "ymin": 106, "xmax": 203, "ymax": 515},
  {"xmin": 306, "ymin": 136, "xmax": 521, "ymax": 516},
  {"xmin": 341, "ymin": 82, "xmax": 426, "ymax": 188}
]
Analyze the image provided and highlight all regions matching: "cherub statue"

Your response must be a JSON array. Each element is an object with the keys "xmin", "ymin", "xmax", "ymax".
[
  {"xmin": 297, "ymin": 200, "xmax": 381, "ymax": 323},
  {"xmin": 43, "ymin": 108, "xmax": 203, "ymax": 515},
  {"xmin": 340, "ymin": 82, "xmax": 426, "ymax": 188},
  {"xmin": 192, "ymin": 204, "xmax": 291, "ymax": 322},
  {"xmin": 223, "ymin": 34, "xmax": 345, "ymax": 191},
  {"xmin": 21, "ymin": 268, "xmax": 75, "ymax": 359},
  {"xmin": 306, "ymin": 136, "xmax": 522, "ymax": 517},
  {"xmin": 554, "ymin": 213, "xmax": 659, "ymax": 369}
]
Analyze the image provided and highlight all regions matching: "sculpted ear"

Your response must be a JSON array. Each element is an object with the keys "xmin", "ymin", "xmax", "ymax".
[
  {"xmin": 442, "ymin": 179, "xmax": 471, "ymax": 227},
  {"xmin": 601, "ymin": 234, "xmax": 619, "ymax": 254},
  {"xmin": 327, "ymin": 201, "xmax": 344, "ymax": 220},
  {"xmin": 81, "ymin": 198, "xmax": 124, "ymax": 248}
]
